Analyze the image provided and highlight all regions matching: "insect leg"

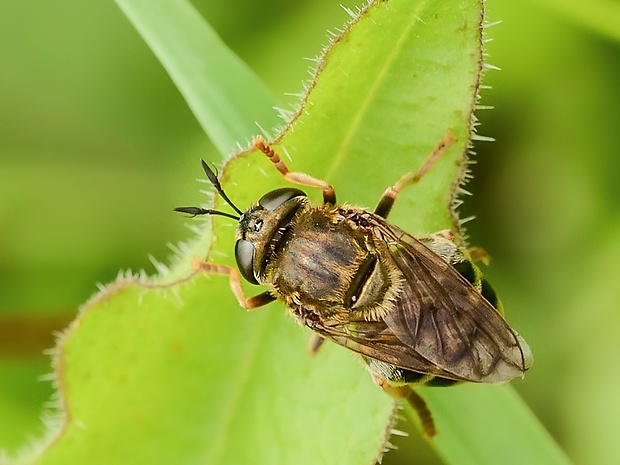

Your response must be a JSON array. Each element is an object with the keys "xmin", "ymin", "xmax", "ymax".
[
  {"xmin": 401, "ymin": 387, "xmax": 437, "ymax": 439},
  {"xmin": 307, "ymin": 334, "xmax": 326, "ymax": 355},
  {"xmin": 373, "ymin": 376, "xmax": 437, "ymax": 438},
  {"xmin": 253, "ymin": 136, "xmax": 336, "ymax": 205},
  {"xmin": 467, "ymin": 245, "xmax": 491, "ymax": 265},
  {"xmin": 427, "ymin": 229, "xmax": 492, "ymax": 266},
  {"xmin": 192, "ymin": 258, "xmax": 275, "ymax": 310},
  {"xmin": 373, "ymin": 132, "xmax": 456, "ymax": 218}
]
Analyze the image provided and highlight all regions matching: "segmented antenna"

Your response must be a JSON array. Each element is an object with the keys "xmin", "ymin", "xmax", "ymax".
[{"xmin": 174, "ymin": 159, "xmax": 242, "ymax": 220}]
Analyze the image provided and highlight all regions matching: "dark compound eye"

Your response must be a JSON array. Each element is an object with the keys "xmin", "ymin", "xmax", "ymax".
[
  {"xmin": 234, "ymin": 239, "xmax": 258, "ymax": 285},
  {"xmin": 258, "ymin": 188, "xmax": 306, "ymax": 212}
]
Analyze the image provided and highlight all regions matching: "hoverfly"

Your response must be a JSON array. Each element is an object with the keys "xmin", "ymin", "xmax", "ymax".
[{"xmin": 176, "ymin": 134, "xmax": 533, "ymax": 437}]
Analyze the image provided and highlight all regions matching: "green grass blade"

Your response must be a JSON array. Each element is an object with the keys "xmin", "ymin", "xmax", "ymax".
[
  {"xmin": 535, "ymin": 0, "xmax": 620, "ymax": 42},
  {"xmin": 114, "ymin": 0, "xmax": 280, "ymax": 155},
  {"xmin": 415, "ymin": 385, "xmax": 572, "ymax": 465}
]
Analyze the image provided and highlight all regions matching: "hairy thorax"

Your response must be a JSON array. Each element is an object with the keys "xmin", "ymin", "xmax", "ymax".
[{"xmin": 265, "ymin": 206, "xmax": 401, "ymax": 321}]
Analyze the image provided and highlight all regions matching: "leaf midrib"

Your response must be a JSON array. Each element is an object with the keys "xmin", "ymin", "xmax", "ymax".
[{"xmin": 325, "ymin": 0, "xmax": 431, "ymax": 181}]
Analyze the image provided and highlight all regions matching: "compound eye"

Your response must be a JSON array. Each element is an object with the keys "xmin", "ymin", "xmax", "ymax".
[
  {"xmin": 234, "ymin": 239, "xmax": 259, "ymax": 285},
  {"xmin": 259, "ymin": 188, "xmax": 306, "ymax": 212}
]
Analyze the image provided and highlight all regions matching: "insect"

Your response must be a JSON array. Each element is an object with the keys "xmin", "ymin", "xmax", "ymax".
[{"xmin": 176, "ymin": 134, "xmax": 533, "ymax": 437}]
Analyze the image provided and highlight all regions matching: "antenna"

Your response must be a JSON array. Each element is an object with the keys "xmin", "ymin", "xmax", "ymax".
[{"xmin": 174, "ymin": 160, "xmax": 242, "ymax": 220}]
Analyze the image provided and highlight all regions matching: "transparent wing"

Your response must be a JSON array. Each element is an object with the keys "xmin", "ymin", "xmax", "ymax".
[
  {"xmin": 377, "ymin": 220, "xmax": 532, "ymax": 383},
  {"xmin": 305, "ymin": 314, "xmax": 455, "ymax": 379},
  {"xmin": 305, "ymin": 214, "xmax": 532, "ymax": 384}
]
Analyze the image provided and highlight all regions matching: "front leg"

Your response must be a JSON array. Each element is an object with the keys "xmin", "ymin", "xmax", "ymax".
[
  {"xmin": 253, "ymin": 136, "xmax": 336, "ymax": 205},
  {"xmin": 192, "ymin": 258, "xmax": 276, "ymax": 310}
]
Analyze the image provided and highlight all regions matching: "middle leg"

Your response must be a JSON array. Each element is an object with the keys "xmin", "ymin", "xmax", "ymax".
[{"xmin": 374, "ymin": 133, "xmax": 456, "ymax": 219}]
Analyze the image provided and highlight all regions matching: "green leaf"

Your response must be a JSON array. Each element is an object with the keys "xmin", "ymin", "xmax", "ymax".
[
  {"xmin": 31, "ymin": 279, "xmax": 392, "ymax": 465},
  {"xmin": 18, "ymin": 1, "xmax": 571, "ymax": 465}
]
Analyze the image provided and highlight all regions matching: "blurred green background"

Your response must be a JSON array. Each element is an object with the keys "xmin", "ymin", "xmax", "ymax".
[{"xmin": 1, "ymin": 1, "xmax": 619, "ymax": 464}]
